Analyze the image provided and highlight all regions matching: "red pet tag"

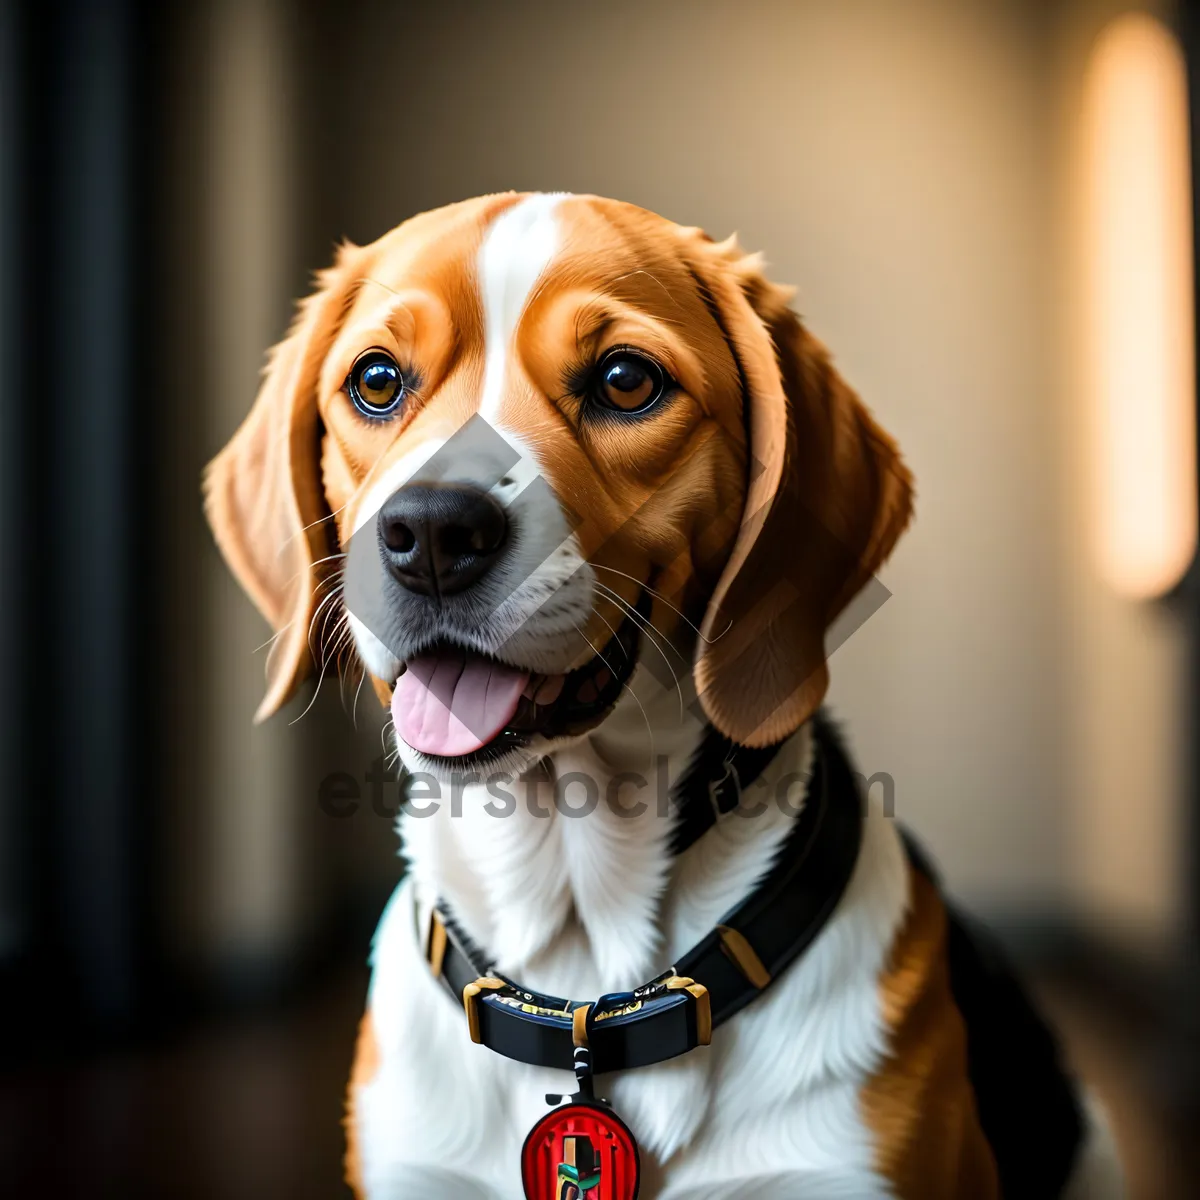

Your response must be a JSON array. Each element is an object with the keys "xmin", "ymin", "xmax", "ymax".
[{"xmin": 520, "ymin": 1101, "xmax": 640, "ymax": 1200}]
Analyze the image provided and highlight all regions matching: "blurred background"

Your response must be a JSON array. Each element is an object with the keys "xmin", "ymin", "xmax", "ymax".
[{"xmin": 3, "ymin": 0, "xmax": 1200, "ymax": 1194}]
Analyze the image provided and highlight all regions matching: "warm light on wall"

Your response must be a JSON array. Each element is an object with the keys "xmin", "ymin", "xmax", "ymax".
[{"xmin": 1082, "ymin": 13, "xmax": 1197, "ymax": 599}]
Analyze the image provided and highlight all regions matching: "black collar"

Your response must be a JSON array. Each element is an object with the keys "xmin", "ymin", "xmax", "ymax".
[
  {"xmin": 424, "ymin": 713, "xmax": 863, "ymax": 1076},
  {"xmin": 667, "ymin": 724, "xmax": 785, "ymax": 855}
]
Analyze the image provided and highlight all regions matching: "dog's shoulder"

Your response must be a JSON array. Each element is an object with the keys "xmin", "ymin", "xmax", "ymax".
[
  {"xmin": 863, "ymin": 836, "xmax": 1086, "ymax": 1200},
  {"xmin": 861, "ymin": 857, "xmax": 1002, "ymax": 1197}
]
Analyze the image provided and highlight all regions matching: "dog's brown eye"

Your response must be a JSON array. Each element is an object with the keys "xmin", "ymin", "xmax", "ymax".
[
  {"xmin": 594, "ymin": 350, "xmax": 666, "ymax": 414},
  {"xmin": 347, "ymin": 351, "xmax": 405, "ymax": 418}
]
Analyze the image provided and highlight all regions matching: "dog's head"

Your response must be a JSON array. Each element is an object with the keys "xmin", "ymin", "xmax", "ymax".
[{"xmin": 205, "ymin": 193, "xmax": 912, "ymax": 776}]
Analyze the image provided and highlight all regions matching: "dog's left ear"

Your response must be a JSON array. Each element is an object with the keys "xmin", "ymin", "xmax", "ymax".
[
  {"xmin": 204, "ymin": 248, "xmax": 359, "ymax": 721},
  {"xmin": 687, "ymin": 236, "xmax": 914, "ymax": 747}
]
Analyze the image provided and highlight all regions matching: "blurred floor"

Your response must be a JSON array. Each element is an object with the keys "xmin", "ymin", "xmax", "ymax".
[
  {"xmin": 0, "ymin": 964, "xmax": 370, "ymax": 1200},
  {"xmin": 1033, "ymin": 973, "xmax": 1200, "ymax": 1200},
  {"xmin": 1, "ymin": 960, "xmax": 1197, "ymax": 1199}
]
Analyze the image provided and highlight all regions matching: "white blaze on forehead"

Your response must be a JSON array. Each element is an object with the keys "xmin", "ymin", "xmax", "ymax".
[
  {"xmin": 478, "ymin": 193, "xmax": 564, "ymax": 425},
  {"xmin": 349, "ymin": 194, "xmax": 566, "ymax": 538}
]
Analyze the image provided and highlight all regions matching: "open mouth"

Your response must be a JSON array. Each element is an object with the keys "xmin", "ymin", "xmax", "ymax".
[{"xmin": 390, "ymin": 590, "xmax": 649, "ymax": 762}]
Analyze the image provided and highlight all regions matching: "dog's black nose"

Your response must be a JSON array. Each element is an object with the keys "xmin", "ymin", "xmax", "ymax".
[{"xmin": 377, "ymin": 483, "xmax": 508, "ymax": 597}]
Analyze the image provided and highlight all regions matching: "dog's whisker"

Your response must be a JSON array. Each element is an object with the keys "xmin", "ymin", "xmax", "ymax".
[
  {"xmin": 595, "ymin": 581, "xmax": 683, "ymax": 662},
  {"xmin": 306, "ymin": 604, "xmax": 337, "ymax": 661},
  {"xmin": 276, "ymin": 501, "xmax": 350, "ymax": 559},
  {"xmin": 593, "ymin": 563, "xmax": 731, "ymax": 644},
  {"xmin": 302, "ymin": 608, "xmax": 354, "ymax": 723},
  {"xmin": 253, "ymin": 625, "xmax": 289, "ymax": 655},
  {"xmin": 595, "ymin": 584, "xmax": 684, "ymax": 723},
  {"xmin": 323, "ymin": 631, "xmax": 349, "ymax": 688},
  {"xmin": 312, "ymin": 550, "xmax": 349, "ymax": 569},
  {"xmin": 335, "ymin": 634, "xmax": 357, "ymax": 681},
  {"xmin": 334, "ymin": 625, "xmax": 360, "ymax": 710},
  {"xmin": 261, "ymin": 619, "xmax": 295, "ymax": 679},
  {"xmin": 325, "ymin": 604, "xmax": 351, "ymax": 644},
  {"xmin": 595, "ymin": 581, "xmax": 685, "ymax": 673},
  {"xmin": 310, "ymin": 500, "xmax": 349, "ymax": 531},
  {"xmin": 325, "ymin": 614, "xmax": 354, "ymax": 673},
  {"xmin": 574, "ymin": 621, "xmax": 655, "ymax": 760},
  {"xmin": 290, "ymin": 559, "xmax": 347, "ymax": 595},
  {"xmin": 290, "ymin": 639, "xmax": 337, "ymax": 725},
  {"xmin": 309, "ymin": 575, "xmax": 345, "ymax": 610},
  {"xmin": 304, "ymin": 595, "xmax": 348, "ymax": 700},
  {"xmin": 309, "ymin": 586, "xmax": 345, "ymax": 659},
  {"xmin": 590, "ymin": 605, "xmax": 629, "ymax": 661},
  {"xmin": 308, "ymin": 574, "xmax": 345, "ymax": 633},
  {"xmin": 351, "ymin": 667, "xmax": 368, "ymax": 729},
  {"xmin": 310, "ymin": 580, "xmax": 344, "ymax": 604}
]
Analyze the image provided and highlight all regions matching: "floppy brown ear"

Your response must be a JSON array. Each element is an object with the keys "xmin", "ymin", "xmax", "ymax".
[
  {"xmin": 203, "ymin": 251, "xmax": 358, "ymax": 721},
  {"xmin": 689, "ymin": 238, "xmax": 914, "ymax": 747}
]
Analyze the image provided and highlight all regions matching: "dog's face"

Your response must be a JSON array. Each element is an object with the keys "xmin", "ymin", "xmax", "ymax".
[{"xmin": 206, "ymin": 193, "xmax": 912, "ymax": 775}]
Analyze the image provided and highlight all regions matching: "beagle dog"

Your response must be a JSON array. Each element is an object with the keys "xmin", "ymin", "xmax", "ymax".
[{"xmin": 205, "ymin": 193, "xmax": 1124, "ymax": 1199}]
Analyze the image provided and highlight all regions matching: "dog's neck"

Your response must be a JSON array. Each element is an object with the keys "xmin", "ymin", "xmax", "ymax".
[{"xmin": 400, "ymin": 667, "xmax": 813, "ymax": 1001}]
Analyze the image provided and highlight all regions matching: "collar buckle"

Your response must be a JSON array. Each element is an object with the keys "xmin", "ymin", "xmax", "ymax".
[{"xmin": 707, "ymin": 750, "xmax": 743, "ymax": 821}]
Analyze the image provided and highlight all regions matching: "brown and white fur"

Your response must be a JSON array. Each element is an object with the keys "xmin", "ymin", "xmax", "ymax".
[{"xmin": 205, "ymin": 193, "xmax": 1123, "ymax": 1198}]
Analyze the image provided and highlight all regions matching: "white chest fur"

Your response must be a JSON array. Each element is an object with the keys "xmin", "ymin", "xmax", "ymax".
[{"xmin": 354, "ymin": 688, "xmax": 912, "ymax": 1200}]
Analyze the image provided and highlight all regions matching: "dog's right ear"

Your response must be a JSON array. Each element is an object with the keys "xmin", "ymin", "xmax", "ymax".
[
  {"xmin": 203, "ymin": 248, "xmax": 359, "ymax": 721},
  {"xmin": 686, "ymin": 235, "xmax": 914, "ymax": 747}
]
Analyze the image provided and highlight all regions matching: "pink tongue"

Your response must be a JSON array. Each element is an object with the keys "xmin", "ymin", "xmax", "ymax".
[{"xmin": 391, "ymin": 649, "xmax": 530, "ymax": 756}]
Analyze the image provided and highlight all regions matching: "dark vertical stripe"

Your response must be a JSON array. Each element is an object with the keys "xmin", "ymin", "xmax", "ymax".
[
  {"xmin": 0, "ymin": 0, "xmax": 28, "ymax": 971},
  {"xmin": 1173, "ymin": 0, "xmax": 1200, "ymax": 1113},
  {"xmin": 0, "ymin": 0, "xmax": 157, "ymax": 1053},
  {"xmin": 50, "ymin": 0, "xmax": 138, "ymax": 1027}
]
